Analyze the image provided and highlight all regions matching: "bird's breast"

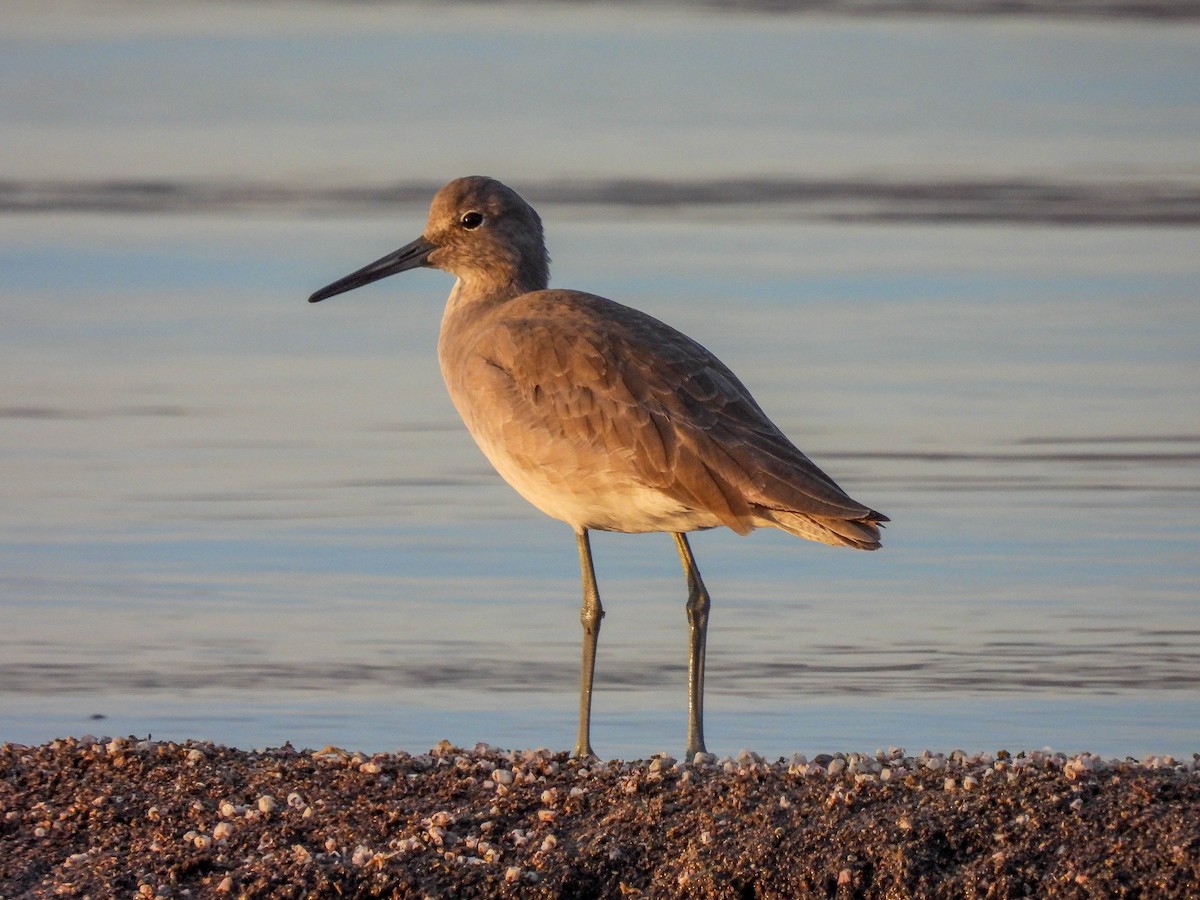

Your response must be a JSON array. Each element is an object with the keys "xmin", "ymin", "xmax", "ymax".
[{"xmin": 437, "ymin": 311, "xmax": 720, "ymax": 534}]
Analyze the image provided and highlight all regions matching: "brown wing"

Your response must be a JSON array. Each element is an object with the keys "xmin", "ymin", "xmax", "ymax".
[
  {"xmin": 467, "ymin": 290, "xmax": 884, "ymax": 536},
  {"xmin": 595, "ymin": 299, "xmax": 882, "ymax": 529}
]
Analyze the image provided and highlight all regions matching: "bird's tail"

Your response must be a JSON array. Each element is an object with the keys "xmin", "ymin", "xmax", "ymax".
[{"xmin": 762, "ymin": 508, "xmax": 888, "ymax": 550}]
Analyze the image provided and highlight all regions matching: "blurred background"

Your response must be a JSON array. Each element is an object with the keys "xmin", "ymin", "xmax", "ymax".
[{"xmin": 2, "ymin": 0, "xmax": 1198, "ymax": 759}]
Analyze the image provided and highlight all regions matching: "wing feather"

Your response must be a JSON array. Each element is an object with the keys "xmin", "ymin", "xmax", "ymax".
[{"xmin": 458, "ymin": 290, "xmax": 885, "ymax": 537}]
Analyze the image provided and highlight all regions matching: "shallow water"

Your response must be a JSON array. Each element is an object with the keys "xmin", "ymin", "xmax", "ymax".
[{"xmin": 1, "ymin": 1, "xmax": 1198, "ymax": 759}]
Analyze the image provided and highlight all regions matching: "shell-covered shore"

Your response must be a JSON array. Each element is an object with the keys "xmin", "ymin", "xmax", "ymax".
[{"xmin": 2, "ymin": 738, "xmax": 1197, "ymax": 899}]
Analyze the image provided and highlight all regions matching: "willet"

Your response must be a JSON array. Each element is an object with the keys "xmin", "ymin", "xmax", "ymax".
[{"xmin": 309, "ymin": 176, "xmax": 887, "ymax": 760}]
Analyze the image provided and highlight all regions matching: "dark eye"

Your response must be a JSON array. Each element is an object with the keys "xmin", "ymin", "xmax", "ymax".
[{"xmin": 460, "ymin": 211, "xmax": 485, "ymax": 230}]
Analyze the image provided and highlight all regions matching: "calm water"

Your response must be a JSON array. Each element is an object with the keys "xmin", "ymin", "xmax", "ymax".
[{"xmin": 1, "ymin": 1, "xmax": 1198, "ymax": 760}]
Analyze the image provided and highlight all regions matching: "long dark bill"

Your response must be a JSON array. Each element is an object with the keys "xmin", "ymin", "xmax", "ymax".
[{"xmin": 308, "ymin": 236, "xmax": 435, "ymax": 303}]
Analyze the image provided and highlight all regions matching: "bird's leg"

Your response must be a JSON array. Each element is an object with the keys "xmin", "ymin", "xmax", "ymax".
[
  {"xmin": 673, "ymin": 532, "xmax": 710, "ymax": 759},
  {"xmin": 574, "ymin": 528, "xmax": 604, "ymax": 759}
]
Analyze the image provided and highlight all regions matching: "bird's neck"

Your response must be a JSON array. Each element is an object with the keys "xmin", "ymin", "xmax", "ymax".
[
  {"xmin": 448, "ymin": 262, "xmax": 547, "ymax": 310},
  {"xmin": 440, "ymin": 278, "xmax": 515, "ymax": 332}
]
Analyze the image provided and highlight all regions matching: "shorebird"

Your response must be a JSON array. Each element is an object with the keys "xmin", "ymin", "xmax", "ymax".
[{"xmin": 309, "ymin": 176, "xmax": 887, "ymax": 760}]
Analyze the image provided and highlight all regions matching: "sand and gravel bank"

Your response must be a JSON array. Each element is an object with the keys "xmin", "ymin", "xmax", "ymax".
[{"xmin": 2, "ymin": 737, "xmax": 1197, "ymax": 898}]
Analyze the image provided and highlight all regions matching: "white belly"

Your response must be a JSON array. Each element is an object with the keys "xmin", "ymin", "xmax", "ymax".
[{"xmin": 469, "ymin": 427, "xmax": 722, "ymax": 534}]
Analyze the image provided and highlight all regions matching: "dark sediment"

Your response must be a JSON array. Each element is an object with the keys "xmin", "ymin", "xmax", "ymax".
[{"xmin": 1, "ymin": 738, "xmax": 1197, "ymax": 898}]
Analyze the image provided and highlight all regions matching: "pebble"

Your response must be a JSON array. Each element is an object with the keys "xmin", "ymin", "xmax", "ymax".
[
  {"xmin": 5, "ymin": 738, "xmax": 1194, "ymax": 898},
  {"xmin": 648, "ymin": 755, "xmax": 675, "ymax": 774}
]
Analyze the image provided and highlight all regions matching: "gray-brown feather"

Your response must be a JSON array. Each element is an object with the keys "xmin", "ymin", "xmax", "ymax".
[{"xmin": 455, "ymin": 289, "xmax": 886, "ymax": 547}]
